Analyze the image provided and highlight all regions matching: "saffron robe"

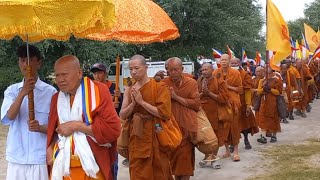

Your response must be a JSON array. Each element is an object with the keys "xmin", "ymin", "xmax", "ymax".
[
  {"xmin": 282, "ymin": 70, "xmax": 299, "ymax": 112},
  {"xmin": 257, "ymin": 76, "xmax": 282, "ymax": 133},
  {"xmin": 296, "ymin": 64, "xmax": 313, "ymax": 110},
  {"xmin": 213, "ymin": 68, "xmax": 242, "ymax": 145},
  {"xmin": 163, "ymin": 76, "xmax": 201, "ymax": 176},
  {"xmin": 198, "ymin": 76, "xmax": 229, "ymax": 147},
  {"xmin": 238, "ymin": 70, "xmax": 259, "ymax": 135},
  {"xmin": 47, "ymin": 81, "xmax": 121, "ymax": 180},
  {"xmin": 128, "ymin": 79, "xmax": 173, "ymax": 180}
]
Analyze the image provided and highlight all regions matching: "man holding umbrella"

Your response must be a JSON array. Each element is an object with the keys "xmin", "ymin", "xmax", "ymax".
[{"xmin": 1, "ymin": 45, "xmax": 57, "ymax": 180}]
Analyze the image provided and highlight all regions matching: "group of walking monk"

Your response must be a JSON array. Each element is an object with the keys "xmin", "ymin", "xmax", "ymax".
[{"xmin": 1, "ymin": 44, "xmax": 319, "ymax": 180}]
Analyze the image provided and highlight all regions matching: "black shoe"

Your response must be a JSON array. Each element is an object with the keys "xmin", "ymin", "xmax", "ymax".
[
  {"xmin": 244, "ymin": 139, "xmax": 252, "ymax": 150},
  {"xmin": 270, "ymin": 136, "xmax": 277, "ymax": 143},
  {"xmin": 288, "ymin": 113, "xmax": 294, "ymax": 120},
  {"xmin": 306, "ymin": 105, "xmax": 312, "ymax": 112},
  {"xmin": 282, "ymin": 118, "xmax": 289, "ymax": 124},
  {"xmin": 294, "ymin": 110, "xmax": 302, "ymax": 116},
  {"xmin": 257, "ymin": 135, "xmax": 267, "ymax": 144},
  {"xmin": 301, "ymin": 112, "xmax": 307, "ymax": 118},
  {"xmin": 229, "ymin": 145, "xmax": 234, "ymax": 153}
]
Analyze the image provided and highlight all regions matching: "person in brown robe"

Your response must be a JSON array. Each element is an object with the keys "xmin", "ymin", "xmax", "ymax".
[
  {"xmin": 198, "ymin": 63, "xmax": 230, "ymax": 167},
  {"xmin": 306, "ymin": 59, "xmax": 318, "ymax": 111},
  {"xmin": 252, "ymin": 66, "xmax": 264, "ymax": 128},
  {"xmin": 46, "ymin": 55, "xmax": 121, "ymax": 180},
  {"xmin": 295, "ymin": 59, "xmax": 313, "ymax": 118},
  {"xmin": 280, "ymin": 63, "xmax": 299, "ymax": 122},
  {"xmin": 213, "ymin": 54, "xmax": 242, "ymax": 162},
  {"xmin": 256, "ymin": 67, "xmax": 282, "ymax": 143},
  {"xmin": 119, "ymin": 55, "xmax": 173, "ymax": 180},
  {"xmin": 163, "ymin": 57, "xmax": 201, "ymax": 180},
  {"xmin": 314, "ymin": 58, "xmax": 320, "ymax": 99},
  {"xmin": 230, "ymin": 58, "xmax": 259, "ymax": 150}
]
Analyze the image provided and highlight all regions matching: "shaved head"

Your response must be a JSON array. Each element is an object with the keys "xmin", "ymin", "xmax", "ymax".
[
  {"xmin": 54, "ymin": 55, "xmax": 83, "ymax": 94},
  {"xmin": 130, "ymin": 54, "xmax": 146, "ymax": 65},
  {"xmin": 167, "ymin": 57, "xmax": 184, "ymax": 82},
  {"xmin": 201, "ymin": 63, "xmax": 213, "ymax": 78},
  {"xmin": 220, "ymin": 54, "xmax": 230, "ymax": 68},
  {"xmin": 230, "ymin": 58, "xmax": 240, "ymax": 67},
  {"xmin": 255, "ymin": 66, "xmax": 265, "ymax": 78}
]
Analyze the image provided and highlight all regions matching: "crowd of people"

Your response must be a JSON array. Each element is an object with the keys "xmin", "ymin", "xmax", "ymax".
[{"xmin": 1, "ymin": 44, "xmax": 319, "ymax": 180}]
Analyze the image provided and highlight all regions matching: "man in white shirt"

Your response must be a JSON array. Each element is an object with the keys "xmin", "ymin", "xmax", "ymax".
[{"xmin": 1, "ymin": 45, "xmax": 57, "ymax": 180}]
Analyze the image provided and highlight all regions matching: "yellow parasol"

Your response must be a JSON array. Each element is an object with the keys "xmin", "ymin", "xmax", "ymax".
[
  {"xmin": 86, "ymin": 0, "xmax": 180, "ymax": 103},
  {"xmin": 0, "ymin": 0, "xmax": 116, "ymax": 122},
  {"xmin": 86, "ymin": 0, "xmax": 180, "ymax": 44}
]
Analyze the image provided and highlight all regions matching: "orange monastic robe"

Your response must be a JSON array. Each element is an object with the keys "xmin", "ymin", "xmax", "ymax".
[
  {"xmin": 282, "ymin": 70, "xmax": 299, "ymax": 112},
  {"xmin": 238, "ymin": 70, "xmax": 259, "ymax": 135},
  {"xmin": 198, "ymin": 75, "xmax": 230, "ymax": 147},
  {"xmin": 163, "ymin": 76, "xmax": 201, "ymax": 176},
  {"xmin": 213, "ymin": 68, "xmax": 242, "ymax": 146},
  {"xmin": 307, "ymin": 62, "xmax": 318, "ymax": 102},
  {"xmin": 257, "ymin": 76, "xmax": 282, "ymax": 133},
  {"xmin": 128, "ymin": 79, "xmax": 173, "ymax": 180},
  {"xmin": 252, "ymin": 76, "xmax": 263, "ymax": 126},
  {"xmin": 296, "ymin": 64, "xmax": 313, "ymax": 110},
  {"xmin": 47, "ymin": 81, "xmax": 121, "ymax": 180}
]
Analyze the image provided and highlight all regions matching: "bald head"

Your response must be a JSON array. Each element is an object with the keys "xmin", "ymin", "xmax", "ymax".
[
  {"xmin": 167, "ymin": 57, "xmax": 183, "ymax": 82},
  {"xmin": 280, "ymin": 63, "xmax": 288, "ymax": 75},
  {"xmin": 255, "ymin": 66, "xmax": 265, "ymax": 78},
  {"xmin": 230, "ymin": 58, "xmax": 240, "ymax": 67},
  {"xmin": 220, "ymin": 54, "xmax": 230, "ymax": 68},
  {"xmin": 130, "ymin": 54, "xmax": 146, "ymax": 65},
  {"xmin": 54, "ymin": 55, "xmax": 83, "ymax": 94},
  {"xmin": 201, "ymin": 63, "xmax": 213, "ymax": 78}
]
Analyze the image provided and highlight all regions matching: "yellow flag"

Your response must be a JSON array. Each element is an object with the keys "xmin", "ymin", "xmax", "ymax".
[
  {"xmin": 266, "ymin": 0, "xmax": 291, "ymax": 64},
  {"xmin": 304, "ymin": 23, "xmax": 319, "ymax": 52},
  {"xmin": 295, "ymin": 40, "xmax": 302, "ymax": 59}
]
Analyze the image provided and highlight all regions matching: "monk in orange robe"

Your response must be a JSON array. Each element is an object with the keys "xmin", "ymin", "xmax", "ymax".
[
  {"xmin": 119, "ymin": 55, "xmax": 173, "ymax": 180},
  {"xmin": 279, "ymin": 63, "xmax": 299, "ymax": 122},
  {"xmin": 256, "ymin": 67, "xmax": 282, "ymax": 143},
  {"xmin": 314, "ymin": 58, "xmax": 320, "ymax": 99},
  {"xmin": 198, "ymin": 63, "xmax": 230, "ymax": 167},
  {"xmin": 163, "ymin": 57, "xmax": 201, "ymax": 180},
  {"xmin": 46, "ymin": 55, "xmax": 121, "ymax": 180},
  {"xmin": 306, "ymin": 60, "xmax": 318, "ymax": 109},
  {"xmin": 252, "ymin": 66, "xmax": 264, "ymax": 127},
  {"xmin": 295, "ymin": 59, "xmax": 313, "ymax": 118},
  {"xmin": 213, "ymin": 54, "xmax": 242, "ymax": 162},
  {"xmin": 230, "ymin": 58, "xmax": 259, "ymax": 150}
]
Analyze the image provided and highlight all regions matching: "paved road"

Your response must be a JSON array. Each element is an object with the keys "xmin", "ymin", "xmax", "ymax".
[{"xmin": 1, "ymin": 99, "xmax": 320, "ymax": 180}]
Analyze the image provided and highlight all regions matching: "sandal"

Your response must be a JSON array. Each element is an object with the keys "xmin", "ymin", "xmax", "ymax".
[
  {"xmin": 257, "ymin": 134, "xmax": 267, "ymax": 144},
  {"xmin": 199, "ymin": 160, "xmax": 208, "ymax": 168},
  {"xmin": 211, "ymin": 163, "xmax": 221, "ymax": 169},
  {"xmin": 203, "ymin": 154, "xmax": 220, "ymax": 162},
  {"xmin": 270, "ymin": 136, "xmax": 277, "ymax": 143},
  {"xmin": 222, "ymin": 152, "xmax": 231, "ymax": 159},
  {"xmin": 233, "ymin": 155, "xmax": 240, "ymax": 162}
]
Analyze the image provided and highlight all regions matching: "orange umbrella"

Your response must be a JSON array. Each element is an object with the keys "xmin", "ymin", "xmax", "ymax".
[{"xmin": 86, "ymin": 0, "xmax": 180, "ymax": 44}]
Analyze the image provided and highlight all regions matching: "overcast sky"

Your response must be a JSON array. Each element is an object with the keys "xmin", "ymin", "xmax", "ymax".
[{"xmin": 258, "ymin": 0, "xmax": 315, "ymax": 21}]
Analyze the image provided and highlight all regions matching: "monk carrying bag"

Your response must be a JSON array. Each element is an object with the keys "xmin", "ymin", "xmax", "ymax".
[
  {"xmin": 217, "ymin": 103, "xmax": 233, "ymax": 122},
  {"xmin": 151, "ymin": 79, "xmax": 182, "ymax": 152},
  {"xmin": 117, "ymin": 119, "xmax": 130, "ymax": 159},
  {"xmin": 277, "ymin": 95, "xmax": 287, "ymax": 119},
  {"xmin": 252, "ymin": 94, "xmax": 261, "ymax": 111}
]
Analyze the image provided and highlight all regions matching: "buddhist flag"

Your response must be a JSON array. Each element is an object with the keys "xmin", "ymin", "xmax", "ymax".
[
  {"xmin": 212, "ymin": 48, "xmax": 223, "ymax": 59},
  {"xmin": 300, "ymin": 45, "xmax": 309, "ymax": 59},
  {"xmin": 241, "ymin": 48, "xmax": 248, "ymax": 62},
  {"xmin": 255, "ymin": 51, "xmax": 262, "ymax": 65},
  {"xmin": 266, "ymin": 0, "xmax": 291, "ymax": 64},
  {"xmin": 269, "ymin": 50, "xmax": 280, "ymax": 72},
  {"xmin": 301, "ymin": 32, "xmax": 310, "ymax": 50},
  {"xmin": 295, "ymin": 40, "xmax": 302, "ymax": 59},
  {"xmin": 312, "ymin": 45, "xmax": 320, "ymax": 60},
  {"xmin": 227, "ymin": 45, "xmax": 236, "ymax": 58},
  {"xmin": 304, "ymin": 23, "xmax": 319, "ymax": 52}
]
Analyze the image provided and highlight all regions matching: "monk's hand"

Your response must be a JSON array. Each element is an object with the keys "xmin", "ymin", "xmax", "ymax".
[
  {"xmin": 28, "ymin": 119, "xmax": 41, "ymax": 132},
  {"xmin": 131, "ymin": 88, "xmax": 144, "ymax": 105},
  {"xmin": 246, "ymin": 105, "xmax": 251, "ymax": 116},
  {"xmin": 263, "ymin": 85, "xmax": 271, "ymax": 92},
  {"xmin": 20, "ymin": 77, "xmax": 36, "ymax": 96},
  {"xmin": 202, "ymin": 84, "xmax": 209, "ymax": 95},
  {"xmin": 114, "ymin": 90, "xmax": 121, "ymax": 98},
  {"xmin": 169, "ymin": 87, "xmax": 178, "ymax": 99},
  {"xmin": 56, "ymin": 121, "xmax": 79, "ymax": 137}
]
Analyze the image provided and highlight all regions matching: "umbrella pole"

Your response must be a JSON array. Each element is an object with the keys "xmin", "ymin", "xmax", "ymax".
[
  {"xmin": 26, "ymin": 34, "xmax": 35, "ymax": 122},
  {"xmin": 114, "ymin": 55, "xmax": 120, "ymax": 103}
]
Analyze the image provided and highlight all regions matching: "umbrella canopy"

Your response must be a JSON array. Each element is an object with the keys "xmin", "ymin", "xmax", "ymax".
[
  {"xmin": 86, "ymin": 0, "xmax": 179, "ymax": 43},
  {"xmin": 0, "ymin": 0, "xmax": 116, "ymax": 42}
]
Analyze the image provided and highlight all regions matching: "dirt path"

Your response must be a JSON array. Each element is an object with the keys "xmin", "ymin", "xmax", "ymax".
[{"xmin": 1, "ymin": 100, "xmax": 320, "ymax": 180}]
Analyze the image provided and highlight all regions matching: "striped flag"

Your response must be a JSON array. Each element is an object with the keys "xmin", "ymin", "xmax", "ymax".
[
  {"xmin": 301, "ymin": 32, "xmax": 310, "ymax": 50},
  {"xmin": 241, "ymin": 48, "xmax": 248, "ymax": 62},
  {"xmin": 212, "ymin": 48, "xmax": 223, "ymax": 59},
  {"xmin": 227, "ymin": 45, "xmax": 236, "ymax": 58},
  {"xmin": 255, "ymin": 51, "xmax": 262, "ymax": 65},
  {"xmin": 312, "ymin": 45, "xmax": 320, "ymax": 60}
]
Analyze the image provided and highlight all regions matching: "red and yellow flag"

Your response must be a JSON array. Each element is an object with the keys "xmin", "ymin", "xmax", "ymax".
[
  {"xmin": 266, "ymin": 0, "xmax": 291, "ymax": 64},
  {"xmin": 304, "ymin": 23, "xmax": 320, "ymax": 53}
]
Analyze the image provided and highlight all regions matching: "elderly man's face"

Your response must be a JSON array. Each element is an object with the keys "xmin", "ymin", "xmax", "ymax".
[
  {"xmin": 54, "ymin": 62, "xmax": 82, "ymax": 94},
  {"xmin": 220, "ymin": 55, "xmax": 229, "ymax": 68}
]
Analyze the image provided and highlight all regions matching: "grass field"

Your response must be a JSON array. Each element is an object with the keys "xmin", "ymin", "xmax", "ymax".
[{"xmin": 249, "ymin": 138, "xmax": 320, "ymax": 180}]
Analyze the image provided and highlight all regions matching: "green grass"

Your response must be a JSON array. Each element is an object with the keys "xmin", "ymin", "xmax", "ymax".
[{"xmin": 248, "ymin": 140, "xmax": 320, "ymax": 180}]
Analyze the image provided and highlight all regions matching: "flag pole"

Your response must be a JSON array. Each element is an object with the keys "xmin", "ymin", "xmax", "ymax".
[{"xmin": 265, "ymin": 0, "xmax": 269, "ymax": 81}]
